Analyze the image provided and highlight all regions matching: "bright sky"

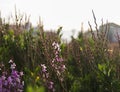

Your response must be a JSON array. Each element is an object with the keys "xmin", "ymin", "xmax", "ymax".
[{"xmin": 0, "ymin": 0, "xmax": 120, "ymax": 40}]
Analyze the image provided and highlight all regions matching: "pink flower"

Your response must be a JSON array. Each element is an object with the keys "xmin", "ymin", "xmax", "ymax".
[
  {"xmin": 56, "ymin": 57, "xmax": 63, "ymax": 62},
  {"xmin": 48, "ymin": 81, "xmax": 54, "ymax": 89},
  {"xmin": 20, "ymin": 71, "xmax": 24, "ymax": 76},
  {"xmin": 52, "ymin": 41, "xmax": 56, "ymax": 46},
  {"xmin": 61, "ymin": 65, "xmax": 66, "ymax": 72},
  {"xmin": 9, "ymin": 59, "xmax": 13, "ymax": 63},
  {"xmin": 10, "ymin": 63, "xmax": 16, "ymax": 69},
  {"xmin": 41, "ymin": 64, "xmax": 47, "ymax": 72}
]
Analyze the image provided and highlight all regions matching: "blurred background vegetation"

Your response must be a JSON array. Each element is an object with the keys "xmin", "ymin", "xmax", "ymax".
[{"xmin": 0, "ymin": 10, "xmax": 120, "ymax": 92}]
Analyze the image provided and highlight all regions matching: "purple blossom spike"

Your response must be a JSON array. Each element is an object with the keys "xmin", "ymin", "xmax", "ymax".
[
  {"xmin": 48, "ymin": 81, "xmax": 54, "ymax": 89},
  {"xmin": 0, "ymin": 60, "xmax": 24, "ymax": 92}
]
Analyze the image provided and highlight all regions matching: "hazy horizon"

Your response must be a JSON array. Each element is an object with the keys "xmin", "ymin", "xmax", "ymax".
[
  {"xmin": 0, "ymin": 0, "xmax": 120, "ymax": 40},
  {"xmin": 1, "ymin": 0, "xmax": 120, "ymax": 29}
]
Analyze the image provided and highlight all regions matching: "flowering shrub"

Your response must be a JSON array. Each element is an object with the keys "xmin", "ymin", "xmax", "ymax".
[
  {"xmin": 41, "ymin": 64, "xmax": 55, "ymax": 91},
  {"xmin": 51, "ymin": 42, "xmax": 66, "ymax": 81},
  {"xmin": 40, "ymin": 42, "xmax": 66, "ymax": 92},
  {"xmin": 0, "ymin": 60, "xmax": 24, "ymax": 92},
  {"xmin": 0, "ymin": 11, "xmax": 120, "ymax": 92}
]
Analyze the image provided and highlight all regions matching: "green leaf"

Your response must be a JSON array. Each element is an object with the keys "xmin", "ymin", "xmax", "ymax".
[{"xmin": 27, "ymin": 86, "xmax": 45, "ymax": 92}]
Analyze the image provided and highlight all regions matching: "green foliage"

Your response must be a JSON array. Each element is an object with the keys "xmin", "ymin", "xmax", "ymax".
[
  {"xmin": 0, "ymin": 12, "xmax": 120, "ymax": 92},
  {"xmin": 26, "ymin": 85, "xmax": 45, "ymax": 92}
]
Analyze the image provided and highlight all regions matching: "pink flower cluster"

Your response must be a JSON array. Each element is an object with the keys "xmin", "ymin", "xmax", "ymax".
[
  {"xmin": 52, "ymin": 42, "xmax": 66, "ymax": 81},
  {"xmin": 52, "ymin": 42, "xmax": 63, "ymax": 62},
  {"xmin": 41, "ymin": 64, "xmax": 55, "ymax": 92},
  {"xmin": 40, "ymin": 42, "xmax": 66, "ymax": 91}
]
